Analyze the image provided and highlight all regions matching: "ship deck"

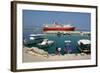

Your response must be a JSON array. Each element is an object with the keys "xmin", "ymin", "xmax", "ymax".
[{"xmin": 43, "ymin": 31, "xmax": 90, "ymax": 35}]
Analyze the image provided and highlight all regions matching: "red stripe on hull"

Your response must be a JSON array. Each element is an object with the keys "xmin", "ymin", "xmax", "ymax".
[{"xmin": 43, "ymin": 27, "xmax": 75, "ymax": 31}]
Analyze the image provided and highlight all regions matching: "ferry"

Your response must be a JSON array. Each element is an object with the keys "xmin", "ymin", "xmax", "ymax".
[{"xmin": 43, "ymin": 22, "xmax": 75, "ymax": 32}]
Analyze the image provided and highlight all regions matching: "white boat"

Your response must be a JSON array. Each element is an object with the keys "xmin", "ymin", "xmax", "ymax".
[
  {"xmin": 23, "ymin": 34, "xmax": 44, "ymax": 45},
  {"xmin": 77, "ymin": 39, "xmax": 91, "ymax": 54},
  {"xmin": 29, "ymin": 34, "xmax": 44, "ymax": 37},
  {"xmin": 38, "ymin": 39, "xmax": 54, "ymax": 46},
  {"xmin": 78, "ymin": 39, "xmax": 90, "ymax": 45},
  {"xmin": 64, "ymin": 40, "xmax": 71, "ymax": 43}
]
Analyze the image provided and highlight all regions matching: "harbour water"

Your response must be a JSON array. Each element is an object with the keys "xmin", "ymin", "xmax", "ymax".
[{"xmin": 23, "ymin": 33, "xmax": 90, "ymax": 55}]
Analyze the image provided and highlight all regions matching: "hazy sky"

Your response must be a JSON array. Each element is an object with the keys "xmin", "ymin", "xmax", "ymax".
[{"xmin": 23, "ymin": 10, "xmax": 91, "ymax": 31}]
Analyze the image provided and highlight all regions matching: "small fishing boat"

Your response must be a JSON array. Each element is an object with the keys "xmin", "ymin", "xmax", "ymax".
[
  {"xmin": 77, "ymin": 39, "xmax": 91, "ymax": 54},
  {"xmin": 64, "ymin": 40, "xmax": 71, "ymax": 43},
  {"xmin": 23, "ymin": 34, "xmax": 44, "ymax": 46},
  {"xmin": 37, "ymin": 39, "xmax": 54, "ymax": 48}
]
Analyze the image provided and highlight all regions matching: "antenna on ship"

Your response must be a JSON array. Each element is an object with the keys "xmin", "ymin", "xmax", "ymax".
[
  {"xmin": 53, "ymin": 21, "xmax": 61, "ymax": 26},
  {"xmin": 54, "ymin": 22, "xmax": 58, "ymax": 25},
  {"xmin": 53, "ymin": 20, "xmax": 57, "ymax": 24}
]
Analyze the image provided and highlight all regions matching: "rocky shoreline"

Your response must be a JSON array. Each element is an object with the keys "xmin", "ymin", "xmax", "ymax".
[{"xmin": 23, "ymin": 47, "xmax": 91, "ymax": 62}]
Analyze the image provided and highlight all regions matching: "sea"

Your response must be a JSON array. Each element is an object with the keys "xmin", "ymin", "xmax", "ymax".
[{"xmin": 23, "ymin": 29, "xmax": 90, "ymax": 55}]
